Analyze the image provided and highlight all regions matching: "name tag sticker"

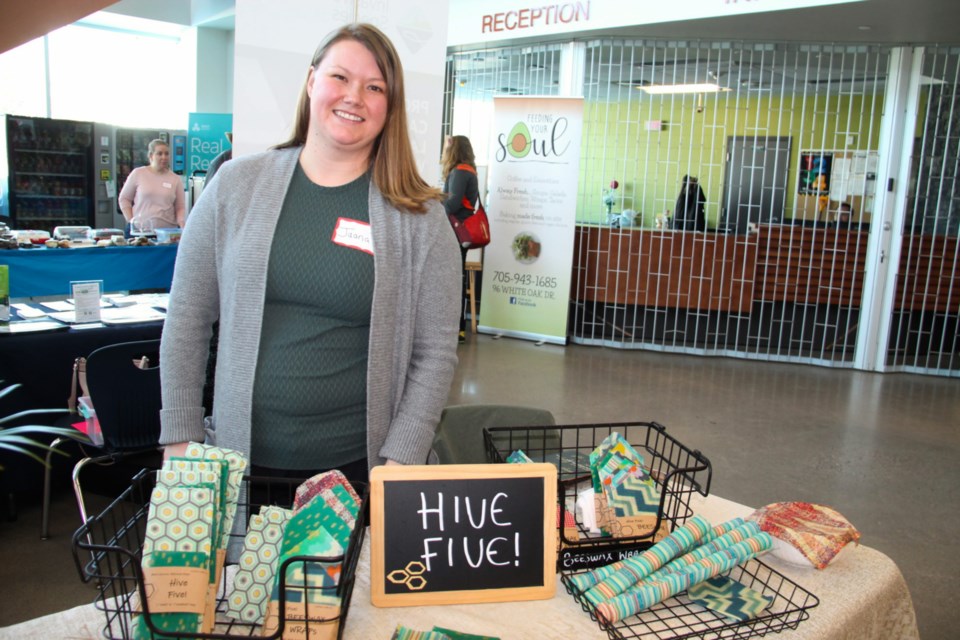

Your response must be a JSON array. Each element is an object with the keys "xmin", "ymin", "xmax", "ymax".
[
  {"xmin": 332, "ymin": 218, "xmax": 374, "ymax": 255},
  {"xmin": 162, "ymin": 182, "xmax": 172, "ymax": 189}
]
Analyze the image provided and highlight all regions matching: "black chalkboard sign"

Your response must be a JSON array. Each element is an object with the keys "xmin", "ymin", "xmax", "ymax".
[{"xmin": 370, "ymin": 463, "xmax": 557, "ymax": 607}]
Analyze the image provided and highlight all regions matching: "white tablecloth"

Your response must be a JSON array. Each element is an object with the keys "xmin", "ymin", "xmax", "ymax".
[{"xmin": 0, "ymin": 494, "xmax": 919, "ymax": 640}]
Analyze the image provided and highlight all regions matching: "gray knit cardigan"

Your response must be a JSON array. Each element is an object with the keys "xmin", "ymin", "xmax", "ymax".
[{"xmin": 159, "ymin": 147, "xmax": 462, "ymax": 470}]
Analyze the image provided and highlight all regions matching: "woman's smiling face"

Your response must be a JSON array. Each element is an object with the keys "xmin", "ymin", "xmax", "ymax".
[{"xmin": 306, "ymin": 39, "xmax": 388, "ymax": 160}]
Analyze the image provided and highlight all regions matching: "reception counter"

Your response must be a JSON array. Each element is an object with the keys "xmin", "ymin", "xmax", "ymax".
[
  {"xmin": 0, "ymin": 244, "xmax": 177, "ymax": 299},
  {"xmin": 573, "ymin": 224, "xmax": 874, "ymax": 312},
  {"xmin": 573, "ymin": 226, "xmax": 757, "ymax": 313}
]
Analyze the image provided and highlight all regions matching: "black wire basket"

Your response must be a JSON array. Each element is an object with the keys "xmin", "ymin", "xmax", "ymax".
[
  {"xmin": 484, "ymin": 421, "xmax": 713, "ymax": 569},
  {"xmin": 562, "ymin": 557, "xmax": 819, "ymax": 640},
  {"xmin": 71, "ymin": 468, "xmax": 367, "ymax": 639}
]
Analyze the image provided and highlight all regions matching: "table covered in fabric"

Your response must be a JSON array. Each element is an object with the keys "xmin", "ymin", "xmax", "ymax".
[
  {"xmin": 0, "ymin": 244, "xmax": 177, "ymax": 299},
  {"xmin": 0, "ymin": 493, "xmax": 918, "ymax": 640}
]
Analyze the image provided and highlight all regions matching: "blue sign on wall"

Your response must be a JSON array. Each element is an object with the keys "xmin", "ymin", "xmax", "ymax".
[{"xmin": 187, "ymin": 113, "xmax": 232, "ymax": 177}]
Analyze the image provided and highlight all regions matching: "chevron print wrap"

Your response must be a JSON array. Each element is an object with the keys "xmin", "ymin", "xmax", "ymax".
[{"xmin": 687, "ymin": 575, "xmax": 773, "ymax": 622}]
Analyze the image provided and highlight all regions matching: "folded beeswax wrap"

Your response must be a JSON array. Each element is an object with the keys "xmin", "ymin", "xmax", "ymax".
[
  {"xmin": 589, "ymin": 432, "xmax": 647, "ymax": 493},
  {"xmin": 224, "ymin": 505, "xmax": 292, "ymax": 624},
  {"xmin": 136, "ymin": 483, "xmax": 217, "ymax": 638},
  {"xmin": 749, "ymin": 501, "xmax": 860, "ymax": 570},
  {"xmin": 161, "ymin": 459, "xmax": 226, "ymax": 556},
  {"xmin": 261, "ymin": 491, "xmax": 356, "ymax": 636},
  {"xmin": 294, "ymin": 469, "xmax": 361, "ymax": 513},
  {"xmin": 272, "ymin": 524, "xmax": 344, "ymax": 607},
  {"xmin": 506, "ymin": 449, "xmax": 534, "ymax": 464},
  {"xmin": 687, "ymin": 575, "xmax": 773, "ymax": 622},
  {"xmin": 391, "ymin": 627, "xmax": 451, "ymax": 640},
  {"xmin": 432, "ymin": 628, "xmax": 501, "ymax": 640},
  {"xmin": 184, "ymin": 443, "xmax": 247, "ymax": 548}
]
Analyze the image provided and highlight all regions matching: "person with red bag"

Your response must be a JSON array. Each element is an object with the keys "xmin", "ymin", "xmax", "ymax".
[{"xmin": 441, "ymin": 135, "xmax": 480, "ymax": 344}]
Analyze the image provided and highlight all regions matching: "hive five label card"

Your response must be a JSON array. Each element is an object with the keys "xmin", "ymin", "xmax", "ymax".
[
  {"xmin": 331, "ymin": 218, "xmax": 373, "ymax": 255},
  {"xmin": 71, "ymin": 280, "xmax": 102, "ymax": 323}
]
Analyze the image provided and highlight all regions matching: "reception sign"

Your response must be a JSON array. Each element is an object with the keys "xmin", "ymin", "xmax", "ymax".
[{"xmin": 479, "ymin": 96, "xmax": 583, "ymax": 344}]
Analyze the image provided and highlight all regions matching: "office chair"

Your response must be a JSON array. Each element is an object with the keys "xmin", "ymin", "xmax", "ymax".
[
  {"xmin": 432, "ymin": 404, "xmax": 559, "ymax": 464},
  {"xmin": 70, "ymin": 339, "xmax": 163, "ymax": 528}
]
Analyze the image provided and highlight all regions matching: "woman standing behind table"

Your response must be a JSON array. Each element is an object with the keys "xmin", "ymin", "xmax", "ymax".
[
  {"xmin": 441, "ymin": 135, "xmax": 479, "ymax": 344},
  {"xmin": 118, "ymin": 139, "xmax": 185, "ymax": 234},
  {"xmin": 159, "ymin": 23, "xmax": 462, "ymax": 485}
]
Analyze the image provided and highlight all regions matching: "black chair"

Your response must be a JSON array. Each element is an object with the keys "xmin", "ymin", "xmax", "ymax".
[
  {"xmin": 42, "ymin": 339, "xmax": 164, "ymax": 537},
  {"xmin": 432, "ymin": 404, "xmax": 559, "ymax": 464}
]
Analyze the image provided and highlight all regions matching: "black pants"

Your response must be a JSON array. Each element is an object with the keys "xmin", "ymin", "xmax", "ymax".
[{"xmin": 459, "ymin": 247, "xmax": 469, "ymax": 332}]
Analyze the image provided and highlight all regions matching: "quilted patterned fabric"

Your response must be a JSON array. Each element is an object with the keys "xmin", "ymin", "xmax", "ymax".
[{"xmin": 749, "ymin": 501, "xmax": 860, "ymax": 570}]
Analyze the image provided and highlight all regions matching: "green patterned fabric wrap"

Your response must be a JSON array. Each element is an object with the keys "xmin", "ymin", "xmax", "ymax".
[
  {"xmin": 224, "ymin": 506, "xmax": 293, "ymax": 624},
  {"xmin": 185, "ymin": 443, "xmax": 248, "ymax": 547},
  {"xmin": 134, "ymin": 551, "xmax": 209, "ymax": 639},
  {"xmin": 138, "ymin": 483, "xmax": 216, "ymax": 639},
  {"xmin": 589, "ymin": 432, "xmax": 642, "ymax": 493},
  {"xmin": 390, "ymin": 626, "xmax": 452, "ymax": 640},
  {"xmin": 432, "ymin": 628, "xmax": 501, "ymax": 640},
  {"xmin": 642, "ymin": 521, "xmax": 759, "ymax": 584},
  {"xmin": 273, "ymin": 525, "xmax": 344, "ymax": 606},
  {"xmin": 574, "ymin": 514, "xmax": 711, "ymax": 601},
  {"xmin": 159, "ymin": 460, "xmax": 224, "ymax": 578},
  {"xmin": 167, "ymin": 457, "xmax": 229, "ymax": 549},
  {"xmin": 594, "ymin": 533, "xmax": 773, "ymax": 624}
]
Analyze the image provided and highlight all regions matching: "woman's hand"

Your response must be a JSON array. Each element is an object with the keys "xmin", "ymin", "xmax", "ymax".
[
  {"xmin": 163, "ymin": 442, "xmax": 189, "ymax": 461},
  {"xmin": 384, "ymin": 459, "xmax": 402, "ymax": 466}
]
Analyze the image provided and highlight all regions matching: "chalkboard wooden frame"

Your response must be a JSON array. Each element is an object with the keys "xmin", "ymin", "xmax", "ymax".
[{"xmin": 370, "ymin": 463, "xmax": 558, "ymax": 607}]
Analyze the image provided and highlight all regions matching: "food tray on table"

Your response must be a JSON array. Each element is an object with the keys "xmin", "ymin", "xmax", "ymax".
[
  {"xmin": 562, "ymin": 557, "xmax": 819, "ymax": 640},
  {"xmin": 484, "ymin": 421, "xmax": 713, "ymax": 569},
  {"xmin": 71, "ymin": 468, "xmax": 367, "ymax": 639}
]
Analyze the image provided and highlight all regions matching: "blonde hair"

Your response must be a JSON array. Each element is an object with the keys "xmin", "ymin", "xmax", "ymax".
[
  {"xmin": 275, "ymin": 23, "xmax": 441, "ymax": 213},
  {"xmin": 148, "ymin": 139, "xmax": 169, "ymax": 155},
  {"xmin": 441, "ymin": 135, "xmax": 476, "ymax": 181}
]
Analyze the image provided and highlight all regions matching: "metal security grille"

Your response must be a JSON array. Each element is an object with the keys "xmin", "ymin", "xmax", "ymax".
[
  {"xmin": 445, "ymin": 38, "xmax": 957, "ymax": 376},
  {"xmin": 887, "ymin": 46, "xmax": 960, "ymax": 374}
]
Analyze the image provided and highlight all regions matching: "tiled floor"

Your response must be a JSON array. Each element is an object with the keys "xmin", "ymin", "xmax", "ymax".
[{"xmin": 1, "ymin": 334, "xmax": 957, "ymax": 638}]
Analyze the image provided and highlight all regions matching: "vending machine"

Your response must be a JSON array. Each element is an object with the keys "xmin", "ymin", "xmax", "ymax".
[{"xmin": 0, "ymin": 114, "xmax": 96, "ymax": 233}]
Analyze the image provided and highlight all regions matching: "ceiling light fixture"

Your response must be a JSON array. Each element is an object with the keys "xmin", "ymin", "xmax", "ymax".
[{"xmin": 640, "ymin": 83, "xmax": 732, "ymax": 94}]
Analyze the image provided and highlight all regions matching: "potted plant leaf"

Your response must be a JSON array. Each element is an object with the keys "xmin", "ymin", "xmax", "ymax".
[{"xmin": 0, "ymin": 382, "xmax": 89, "ymax": 470}]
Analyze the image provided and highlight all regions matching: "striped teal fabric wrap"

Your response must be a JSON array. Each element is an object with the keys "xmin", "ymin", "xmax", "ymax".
[
  {"xmin": 580, "ymin": 515, "xmax": 712, "ymax": 605},
  {"xmin": 641, "ymin": 521, "xmax": 760, "ymax": 584},
  {"xmin": 595, "ymin": 533, "xmax": 774, "ymax": 624}
]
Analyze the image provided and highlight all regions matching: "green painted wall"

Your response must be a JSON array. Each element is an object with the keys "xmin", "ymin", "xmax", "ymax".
[{"xmin": 578, "ymin": 89, "xmax": 884, "ymax": 228}]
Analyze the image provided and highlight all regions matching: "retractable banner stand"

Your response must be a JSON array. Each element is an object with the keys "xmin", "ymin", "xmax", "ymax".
[{"xmin": 479, "ymin": 96, "xmax": 584, "ymax": 344}]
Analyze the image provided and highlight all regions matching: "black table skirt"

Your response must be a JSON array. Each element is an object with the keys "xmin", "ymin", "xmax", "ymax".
[{"xmin": 0, "ymin": 321, "xmax": 164, "ymax": 413}]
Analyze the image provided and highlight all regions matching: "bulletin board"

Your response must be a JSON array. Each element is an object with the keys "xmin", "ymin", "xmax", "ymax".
[{"xmin": 795, "ymin": 150, "xmax": 879, "ymax": 223}]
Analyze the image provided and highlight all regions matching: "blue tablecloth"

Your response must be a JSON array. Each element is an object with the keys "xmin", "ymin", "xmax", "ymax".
[{"xmin": 0, "ymin": 244, "xmax": 177, "ymax": 298}]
